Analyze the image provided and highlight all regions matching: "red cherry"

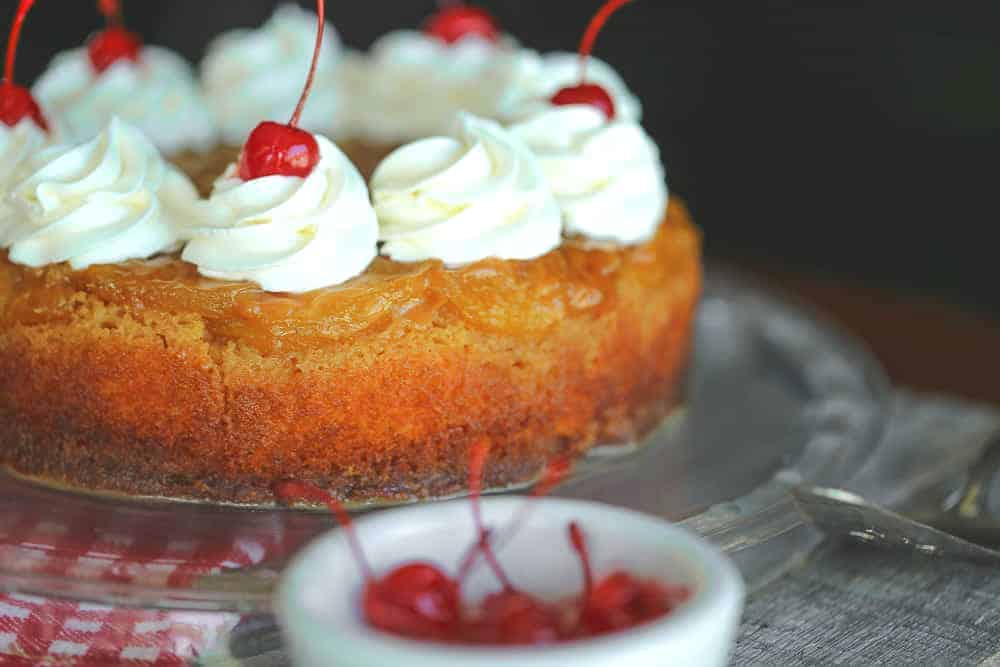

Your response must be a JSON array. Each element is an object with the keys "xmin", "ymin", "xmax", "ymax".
[
  {"xmin": 87, "ymin": 26, "xmax": 143, "ymax": 73},
  {"xmin": 1, "ymin": 0, "xmax": 48, "ymax": 131},
  {"xmin": 238, "ymin": 121, "xmax": 320, "ymax": 180},
  {"xmin": 0, "ymin": 82, "xmax": 47, "ymax": 131},
  {"xmin": 237, "ymin": 0, "xmax": 326, "ymax": 181},
  {"xmin": 363, "ymin": 563, "xmax": 462, "ymax": 641},
  {"xmin": 551, "ymin": 83, "xmax": 616, "ymax": 119},
  {"xmin": 424, "ymin": 5, "xmax": 499, "ymax": 45},
  {"xmin": 469, "ymin": 590, "xmax": 563, "ymax": 645},
  {"xmin": 579, "ymin": 571, "xmax": 689, "ymax": 636},
  {"xmin": 274, "ymin": 480, "xmax": 463, "ymax": 640},
  {"xmin": 550, "ymin": 0, "xmax": 635, "ymax": 120}
]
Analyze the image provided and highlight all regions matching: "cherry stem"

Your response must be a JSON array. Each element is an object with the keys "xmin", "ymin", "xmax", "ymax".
[
  {"xmin": 458, "ymin": 455, "xmax": 572, "ymax": 585},
  {"xmin": 273, "ymin": 479, "xmax": 374, "ymax": 581},
  {"xmin": 4, "ymin": 0, "xmax": 36, "ymax": 85},
  {"xmin": 459, "ymin": 438, "xmax": 514, "ymax": 591},
  {"xmin": 568, "ymin": 522, "xmax": 594, "ymax": 601},
  {"xmin": 496, "ymin": 456, "xmax": 572, "ymax": 548},
  {"xmin": 577, "ymin": 0, "xmax": 634, "ymax": 83},
  {"xmin": 97, "ymin": 0, "xmax": 123, "ymax": 25},
  {"xmin": 289, "ymin": 0, "xmax": 325, "ymax": 128}
]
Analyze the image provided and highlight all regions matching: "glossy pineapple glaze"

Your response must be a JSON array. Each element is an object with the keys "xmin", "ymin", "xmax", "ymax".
[{"xmin": 0, "ymin": 200, "xmax": 695, "ymax": 354}]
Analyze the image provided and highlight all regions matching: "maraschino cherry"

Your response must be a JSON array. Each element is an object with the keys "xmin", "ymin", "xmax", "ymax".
[
  {"xmin": 424, "ymin": 3, "xmax": 500, "ymax": 45},
  {"xmin": 88, "ymin": 0, "xmax": 143, "ymax": 73},
  {"xmin": 550, "ymin": 0, "xmax": 636, "ymax": 120},
  {"xmin": 274, "ymin": 439, "xmax": 689, "ymax": 645},
  {"xmin": 274, "ymin": 477, "xmax": 463, "ymax": 642},
  {"xmin": 569, "ymin": 521, "xmax": 691, "ymax": 638},
  {"xmin": 236, "ymin": 0, "xmax": 326, "ymax": 180},
  {"xmin": 0, "ymin": 0, "xmax": 49, "ymax": 131},
  {"xmin": 457, "ymin": 441, "xmax": 566, "ymax": 644}
]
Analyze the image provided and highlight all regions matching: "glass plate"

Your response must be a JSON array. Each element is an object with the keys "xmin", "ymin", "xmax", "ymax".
[{"xmin": 0, "ymin": 268, "xmax": 889, "ymax": 612}]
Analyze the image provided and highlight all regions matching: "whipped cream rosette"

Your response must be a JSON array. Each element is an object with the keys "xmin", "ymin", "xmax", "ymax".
[
  {"xmin": 507, "ymin": 99, "xmax": 667, "ymax": 245},
  {"xmin": 181, "ymin": 133, "xmax": 377, "ymax": 293},
  {"xmin": 0, "ymin": 117, "xmax": 199, "ymax": 269},
  {"xmin": 371, "ymin": 112, "xmax": 562, "ymax": 264},
  {"xmin": 350, "ymin": 30, "xmax": 538, "ymax": 145},
  {"xmin": 201, "ymin": 3, "xmax": 343, "ymax": 146},
  {"xmin": 0, "ymin": 118, "xmax": 49, "ymax": 195},
  {"xmin": 502, "ymin": 51, "xmax": 643, "ymax": 123},
  {"xmin": 33, "ymin": 45, "xmax": 217, "ymax": 156}
]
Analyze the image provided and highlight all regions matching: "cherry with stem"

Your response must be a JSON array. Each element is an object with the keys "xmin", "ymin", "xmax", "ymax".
[
  {"xmin": 273, "ymin": 479, "xmax": 462, "ymax": 642},
  {"xmin": 457, "ymin": 449, "xmax": 572, "ymax": 645},
  {"xmin": 0, "ymin": 0, "xmax": 48, "ymax": 131},
  {"xmin": 237, "ymin": 0, "xmax": 327, "ymax": 180},
  {"xmin": 89, "ymin": 0, "xmax": 143, "ymax": 73},
  {"xmin": 550, "ymin": 0, "xmax": 636, "ymax": 120}
]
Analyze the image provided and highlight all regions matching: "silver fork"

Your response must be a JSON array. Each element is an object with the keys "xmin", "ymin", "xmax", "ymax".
[{"xmin": 792, "ymin": 434, "xmax": 1000, "ymax": 563}]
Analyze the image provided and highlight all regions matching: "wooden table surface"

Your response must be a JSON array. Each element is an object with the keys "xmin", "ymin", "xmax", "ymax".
[{"xmin": 742, "ymin": 268, "xmax": 1000, "ymax": 407}]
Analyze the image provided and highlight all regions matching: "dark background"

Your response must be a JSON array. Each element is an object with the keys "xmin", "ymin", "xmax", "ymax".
[{"xmin": 4, "ymin": 1, "xmax": 998, "ymax": 314}]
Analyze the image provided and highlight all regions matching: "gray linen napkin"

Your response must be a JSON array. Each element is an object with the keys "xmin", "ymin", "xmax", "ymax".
[{"xmin": 735, "ymin": 391, "xmax": 1000, "ymax": 667}]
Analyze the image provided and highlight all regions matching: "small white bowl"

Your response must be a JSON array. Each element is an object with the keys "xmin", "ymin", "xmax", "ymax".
[{"xmin": 277, "ymin": 498, "xmax": 744, "ymax": 667}]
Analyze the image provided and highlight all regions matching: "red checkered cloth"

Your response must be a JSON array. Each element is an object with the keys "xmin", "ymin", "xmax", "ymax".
[
  {"xmin": 0, "ymin": 497, "xmax": 288, "ymax": 665},
  {"xmin": 0, "ymin": 594, "xmax": 238, "ymax": 665}
]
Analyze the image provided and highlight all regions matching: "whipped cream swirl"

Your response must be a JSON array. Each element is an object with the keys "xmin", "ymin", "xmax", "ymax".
[
  {"xmin": 0, "ymin": 119, "xmax": 48, "ymax": 195},
  {"xmin": 33, "ymin": 46, "xmax": 218, "ymax": 155},
  {"xmin": 201, "ymin": 3, "xmax": 342, "ymax": 145},
  {"xmin": 181, "ymin": 134, "xmax": 377, "ymax": 293},
  {"xmin": 351, "ymin": 31, "xmax": 539, "ymax": 144},
  {"xmin": 501, "ymin": 52, "xmax": 643, "ymax": 123},
  {"xmin": 508, "ymin": 102, "xmax": 667, "ymax": 244},
  {"xmin": 0, "ymin": 118, "xmax": 198, "ymax": 269},
  {"xmin": 371, "ymin": 113, "xmax": 561, "ymax": 264}
]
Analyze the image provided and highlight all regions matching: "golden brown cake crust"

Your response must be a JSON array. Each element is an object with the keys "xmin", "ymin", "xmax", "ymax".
[{"xmin": 0, "ymin": 200, "xmax": 701, "ymax": 504}]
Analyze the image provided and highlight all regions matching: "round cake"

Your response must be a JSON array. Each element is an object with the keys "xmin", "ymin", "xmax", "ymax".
[
  {"xmin": 0, "ymin": 198, "xmax": 698, "ymax": 504},
  {"xmin": 0, "ymin": 1, "xmax": 702, "ymax": 504}
]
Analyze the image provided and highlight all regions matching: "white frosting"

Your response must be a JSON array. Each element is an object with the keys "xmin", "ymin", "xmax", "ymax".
[
  {"xmin": 181, "ymin": 134, "xmax": 377, "ymax": 293},
  {"xmin": 0, "ymin": 118, "xmax": 198, "ymax": 269},
  {"xmin": 508, "ymin": 102, "xmax": 667, "ymax": 244},
  {"xmin": 351, "ymin": 31, "xmax": 539, "ymax": 144},
  {"xmin": 33, "ymin": 45, "xmax": 218, "ymax": 155},
  {"xmin": 371, "ymin": 112, "xmax": 561, "ymax": 265},
  {"xmin": 200, "ymin": 3, "xmax": 342, "ymax": 146},
  {"xmin": 501, "ymin": 51, "xmax": 643, "ymax": 123},
  {"xmin": 0, "ymin": 119, "xmax": 48, "ymax": 195}
]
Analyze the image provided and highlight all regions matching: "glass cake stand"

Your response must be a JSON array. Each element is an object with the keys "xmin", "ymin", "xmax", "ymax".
[{"xmin": 0, "ymin": 268, "xmax": 890, "ymax": 613}]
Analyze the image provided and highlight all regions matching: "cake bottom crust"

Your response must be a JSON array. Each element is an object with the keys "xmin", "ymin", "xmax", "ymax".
[{"xmin": 0, "ymin": 331, "xmax": 690, "ymax": 505}]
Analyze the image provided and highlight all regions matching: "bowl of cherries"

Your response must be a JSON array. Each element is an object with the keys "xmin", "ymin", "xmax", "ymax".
[{"xmin": 275, "ymin": 443, "xmax": 745, "ymax": 667}]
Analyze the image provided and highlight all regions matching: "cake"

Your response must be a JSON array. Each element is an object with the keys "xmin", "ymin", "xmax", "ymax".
[{"xmin": 0, "ymin": 0, "xmax": 702, "ymax": 504}]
